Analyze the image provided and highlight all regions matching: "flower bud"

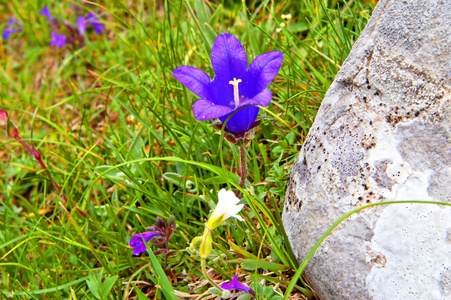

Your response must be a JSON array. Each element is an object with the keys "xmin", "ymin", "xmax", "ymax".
[
  {"xmin": 189, "ymin": 236, "xmax": 202, "ymax": 251},
  {"xmin": 199, "ymin": 231, "xmax": 213, "ymax": 259}
]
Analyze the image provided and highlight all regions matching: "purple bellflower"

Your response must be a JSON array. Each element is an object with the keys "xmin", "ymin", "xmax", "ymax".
[
  {"xmin": 50, "ymin": 32, "xmax": 67, "ymax": 48},
  {"xmin": 77, "ymin": 13, "xmax": 103, "ymax": 35},
  {"xmin": 87, "ymin": 13, "xmax": 104, "ymax": 35},
  {"xmin": 2, "ymin": 16, "xmax": 21, "ymax": 40},
  {"xmin": 76, "ymin": 16, "xmax": 88, "ymax": 35},
  {"xmin": 38, "ymin": 6, "xmax": 53, "ymax": 21},
  {"xmin": 221, "ymin": 275, "xmax": 255, "ymax": 296},
  {"xmin": 173, "ymin": 33, "xmax": 283, "ymax": 133}
]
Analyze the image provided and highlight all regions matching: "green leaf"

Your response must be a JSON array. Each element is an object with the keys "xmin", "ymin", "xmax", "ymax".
[
  {"xmin": 148, "ymin": 250, "xmax": 178, "ymax": 300},
  {"xmin": 134, "ymin": 287, "xmax": 149, "ymax": 300},
  {"xmin": 241, "ymin": 259, "xmax": 289, "ymax": 272},
  {"xmin": 209, "ymin": 4, "xmax": 222, "ymax": 27},
  {"xmin": 209, "ymin": 287, "xmax": 222, "ymax": 297},
  {"xmin": 264, "ymin": 285, "xmax": 275, "ymax": 298},
  {"xmin": 86, "ymin": 273, "xmax": 101, "ymax": 299},
  {"xmin": 100, "ymin": 275, "xmax": 118, "ymax": 299},
  {"xmin": 236, "ymin": 294, "xmax": 253, "ymax": 300}
]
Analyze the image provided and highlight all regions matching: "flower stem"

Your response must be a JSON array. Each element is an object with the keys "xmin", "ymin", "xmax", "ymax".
[
  {"xmin": 0, "ymin": 106, "xmax": 67, "ymax": 203},
  {"xmin": 201, "ymin": 257, "xmax": 222, "ymax": 291},
  {"xmin": 235, "ymin": 141, "xmax": 248, "ymax": 198}
]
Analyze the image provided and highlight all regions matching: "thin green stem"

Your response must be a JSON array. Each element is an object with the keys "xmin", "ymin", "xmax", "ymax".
[{"xmin": 201, "ymin": 257, "xmax": 222, "ymax": 291}]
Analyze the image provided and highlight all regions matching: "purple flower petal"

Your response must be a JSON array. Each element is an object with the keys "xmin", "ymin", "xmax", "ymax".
[
  {"xmin": 211, "ymin": 33, "xmax": 247, "ymax": 84},
  {"xmin": 2, "ymin": 28, "xmax": 18, "ymax": 40},
  {"xmin": 238, "ymin": 89, "xmax": 272, "ymax": 108},
  {"xmin": 7, "ymin": 15, "xmax": 15, "ymax": 27},
  {"xmin": 87, "ymin": 13, "xmax": 103, "ymax": 34},
  {"xmin": 50, "ymin": 32, "xmax": 67, "ymax": 48},
  {"xmin": 38, "ymin": 6, "xmax": 53, "ymax": 21},
  {"xmin": 193, "ymin": 99, "xmax": 233, "ymax": 120},
  {"xmin": 92, "ymin": 23, "xmax": 104, "ymax": 35},
  {"xmin": 77, "ymin": 16, "xmax": 87, "ymax": 35},
  {"xmin": 221, "ymin": 275, "xmax": 251, "ymax": 293},
  {"xmin": 219, "ymin": 106, "xmax": 260, "ymax": 133},
  {"xmin": 245, "ymin": 51, "xmax": 283, "ymax": 96},
  {"xmin": 129, "ymin": 230, "xmax": 161, "ymax": 256},
  {"xmin": 215, "ymin": 89, "xmax": 271, "ymax": 132},
  {"xmin": 173, "ymin": 66, "xmax": 213, "ymax": 100}
]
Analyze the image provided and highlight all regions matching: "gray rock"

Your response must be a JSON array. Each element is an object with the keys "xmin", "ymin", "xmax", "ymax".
[{"xmin": 282, "ymin": 0, "xmax": 451, "ymax": 299}]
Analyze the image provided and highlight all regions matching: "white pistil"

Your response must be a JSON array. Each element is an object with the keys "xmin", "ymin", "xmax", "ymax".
[{"xmin": 229, "ymin": 78, "xmax": 242, "ymax": 108}]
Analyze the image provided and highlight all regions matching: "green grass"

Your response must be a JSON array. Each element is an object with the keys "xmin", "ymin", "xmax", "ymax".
[{"xmin": 0, "ymin": 0, "xmax": 375, "ymax": 299}]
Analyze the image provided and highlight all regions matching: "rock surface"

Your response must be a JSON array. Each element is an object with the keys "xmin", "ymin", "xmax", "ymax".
[{"xmin": 283, "ymin": 0, "xmax": 451, "ymax": 299}]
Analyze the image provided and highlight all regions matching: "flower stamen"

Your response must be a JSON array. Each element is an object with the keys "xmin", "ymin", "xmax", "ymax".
[{"xmin": 229, "ymin": 78, "xmax": 242, "ymax": 108}]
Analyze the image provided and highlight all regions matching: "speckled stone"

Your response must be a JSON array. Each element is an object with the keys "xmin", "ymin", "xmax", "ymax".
[{"xmin": 283, "ymin": 0, "xmax": 451, "ymax": 299}]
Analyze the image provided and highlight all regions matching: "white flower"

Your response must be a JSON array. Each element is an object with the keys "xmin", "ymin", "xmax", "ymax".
[{"xmin": 207, "ymin": 189, "xmax": 244, "ymax": 229}]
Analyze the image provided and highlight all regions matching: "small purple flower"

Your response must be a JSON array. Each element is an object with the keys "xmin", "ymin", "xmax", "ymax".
[
  {"xmin": 38, "ymin": 6, "xmax": 53, "ymax": 21},
  {"xmin": 129, "ymin": 227, "xmax": 161, "ymax": 256},
  {"xmin": 2, "ymin": 28, "xmax": 19, "ymax": 40},
  {"xmin": 77, "ymin": 13, "xmax": 104, "ymax": 35},
  {"xmin": 7, "ymin": 15, "xmax": 18, "ymax": 27},
  {"xmin": 2, "ymin": 15, "xmax": 21, "ymax": 40},
  {"xmin": 221, "ymin": 275, "xmax": 253, "ymax": 294},
  {"xmin": 76, "ymin": 16, "xmax": 87, "ymax": 35},
  {"xmin": 87, "ymin": 13, "xmax": 103, "ymax": 35},
  {"xmin": 50, "ymin": 32, "xmax": 67, "ymax": 48},
  {"xmin": 173, "ymin": 33, "xmax": 283, "ymax": 133}
]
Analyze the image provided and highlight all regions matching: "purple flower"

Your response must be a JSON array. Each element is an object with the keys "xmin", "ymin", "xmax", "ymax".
[
  {"xmin": 2, "ymin": 16, "xmax": 21, "ymax": 40},
  {"xmin": 173, "ymin": 33, "xmax": 283, "ymax": 133},
  {"xmin": 50, "ymin": 32, "xmax": 67, "ymax": 48},
  {"xmin": 129, "ymin": 227, "xmax": 161, "ymax": 256},
  {"xmin": 2, "ymin": 28, "xmax": 19, "ymax": 40},
  {"xmin": 221, "ymin": 275, "xmax": 253, "ymax": 294},
  {"xmin": 77, "ymin": 13, "xmax": 104, "ymax": 35},
  {"xmin": 87, "ymin": 13, "xmax": 103, "ymax": 35},
  {"xmin": 76, "ymin": 16, "xmax": 88, "ymax": 35},
  {"xmin": 38, "ymin": 6, "xmax": 53, "ymax": 21},
  {"xmin": 6, "ymin": 15, "xmax": 19, "ymax": 27}
]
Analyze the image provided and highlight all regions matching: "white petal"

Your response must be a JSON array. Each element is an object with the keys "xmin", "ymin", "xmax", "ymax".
[
  {"xmin": 210, "ymin": 189, "xmax": 244, "ymax": 225},
  {"xmin": 232, "ymin": 214, "xmax": 244, "ymax": 222}
]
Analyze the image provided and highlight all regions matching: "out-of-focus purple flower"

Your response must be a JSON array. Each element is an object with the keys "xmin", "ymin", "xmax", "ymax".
[
  {"xmin": 87, "ymin": 13, "xmax": 103, "ymax": 34},
  {"xmin": 2, "ymin": 28, "xmax": 19, "ymax": 40},
  {"xmin": 2, "ymin": 15, "xmax": 21, "ymax": 40},
  {"xmin": 50, "ymin": 32, "xmax": 67, "ymax": 48},
  {"xmin": 77, "ymin": 13, "xmax": 104, "ymax": 35},
  {"xmin": 38, "ymin": 6, "xmax": 53, "ymax": 21},
  {"xmin": 7, "ymin": 15, "xmax": 18, "ymax": 27},
  {"xmin": 129, "ymin": 227, "xmax": 161, "ymax": 256},
  {"xmin": 221, "ymin": 275, "xmax": 253, "ymax": 294},
  {"xmin": 76, "ymin": 16, "xmax": 87, "ymax": 35},
  {"xmin": 173, "ymin": 33, "xmax": 283, "ymax": 133}
]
